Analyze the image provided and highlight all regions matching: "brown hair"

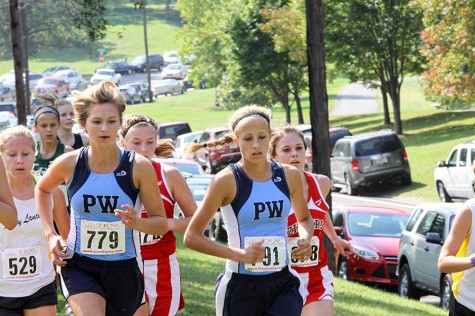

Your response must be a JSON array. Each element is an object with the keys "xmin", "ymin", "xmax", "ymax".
[
  {"xmin": 186, "ymin": 105, "xmax": 272, "ymax": 154},
  {"xmin": 71, "ymin": 81, "xmax": 126, "ymax": 127},
  {"xmin": 37, "ymin": 93, "xmax": 71, "ymax": 108},
  {"xmin": 269, "ymin": 124, "xmax": 306, "ymax": 159},
  {"xmin": 0, "ymin": 125, "xmax": 37, "ymax": 154},
  {"xmin": 120, "ymin": 114, "xmax": 175, "ymax": 157}
]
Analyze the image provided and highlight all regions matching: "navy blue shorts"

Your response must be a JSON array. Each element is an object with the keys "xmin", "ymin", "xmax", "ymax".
[
  {"xmin": 0, "ymin": 281, "xmax": 57, "ymax": 316},
  {"xmin": 58, "ymin": 253, "xmax": 145, "ymax": 316},
  {"xmin": 215, "ymin": 267, "xmax": 304, "ymax": 316}
]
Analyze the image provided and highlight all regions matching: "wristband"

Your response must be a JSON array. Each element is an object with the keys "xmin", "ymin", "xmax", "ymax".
[{"xmin": 470, "ymin": 254, "xmax": 475, "ymax": 267}]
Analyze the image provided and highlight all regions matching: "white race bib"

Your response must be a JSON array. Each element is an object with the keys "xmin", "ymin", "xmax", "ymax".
[
  {"xmin": 287, "ymin": 236, "xmax": 320, "ymax": 267},
  {"xmin": 80, "ymin": 220, "xmax": 126, "ymax": 255},
  {"xmin": 244, "ymin": 236, "xmax": 287, "ymax": 272},
  {"xmin": 2, "ymin": 246, "xmax": 42, "ymax": 280}
]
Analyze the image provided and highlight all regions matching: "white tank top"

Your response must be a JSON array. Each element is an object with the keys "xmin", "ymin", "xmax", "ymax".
[
  {"xmin": 452, "ymin": 198, "xmax": 475, "ymax": 311},
  {"xmin": 0, "ymin": 197, "xmax": 55, "ymax": 297}
]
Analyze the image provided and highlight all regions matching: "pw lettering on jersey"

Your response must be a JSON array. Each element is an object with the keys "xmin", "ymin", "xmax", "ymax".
[
  {"xmin": 254, "ymin": 200, "xmax": 284, "ymax": 220},
  {"xmin": 83, "ymin": 194, "xmax": 119, "ymax": 213}
]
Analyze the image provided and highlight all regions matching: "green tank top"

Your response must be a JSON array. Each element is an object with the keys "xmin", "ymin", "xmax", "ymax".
[{"xmin": 34, "ymin": 141, "xmax": 66, "ymax": 176}]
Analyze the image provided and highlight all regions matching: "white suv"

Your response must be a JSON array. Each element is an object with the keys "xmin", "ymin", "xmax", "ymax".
[{"xmin": 434, "ymin": 140, "xmax": 475, "ymax": 202}]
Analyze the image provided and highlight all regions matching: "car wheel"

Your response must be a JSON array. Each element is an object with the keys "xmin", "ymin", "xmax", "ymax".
[
  {"xmin": 209, "ymin": 212, "xmax": 227, "ymax": 242},
  {"xmin": 345, "ymin": 174, "xmax": 359, "ymax": 196},
  {"xmin": 130, "ymin": 98, "xmax": 134, "ymax": 105},
  {"xmin": 127, "ymin": 69, "xmax": 132, "ymax": 75},
  {"xmin": 440, "ymin": 274, "xmax": 452, "ymax": 310},
  {"xmin": 337, "ymin": 257, "xmax": 349, "ymax": 280},
  {"xmin": 142, "ymin": 66, "xmax": 147, "ymax": 73},
  {"xmin": 398, "ymin": 264, "xmax": 421, "ymax": 300},
  {"xmin": 437, "ymin": 181, "xmax": 452, "ymax": 202},
  {"xmin": 206, "ymin": 156, "xmax": 218, "ymax": 174},
  {"xmin": 401, "ymin": 172, "xmax": 412, "ymax": 185}
]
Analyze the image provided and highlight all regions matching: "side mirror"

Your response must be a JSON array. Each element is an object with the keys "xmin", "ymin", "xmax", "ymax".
[
  {"xmin": 334, "ymin": 226, "xmax": 343, "ymax": 236},
  {"xmin": 437, "ymin": 161, "xmax": 446, "ymax": 168},
  {"xmin": 426, "ymin": 232, "xmax": 443, "ymax": 245}
]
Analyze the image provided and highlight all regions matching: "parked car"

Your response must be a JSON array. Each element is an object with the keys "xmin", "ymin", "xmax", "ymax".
[
  {"xmin": 434, "ymin": 140, "xmax": 475, "ymax": 202},
  {"xmin": 194, "ymin": 126, "xmax": 242, "ymax": 174},
  {"xmin": 90, "ymin": 69, "xmax": 121, "ymax": 85},
  {"xmin": 0, "ymin": 70, "xmax": 15, "ymax": 84},
  {"xmin": 397, "ymin": 203, "xmax": 462, "ymax": 309},
  {"xmin": 0, "ymin": 112, "xmax": 17, "ymax": 130},
  {"xmin": 161, "ymin": 63, "xmax": 187, "ymax": 79},
  {"xmin": 118, "ymin": 85, "xmax": 142, "ymax": 105},
  {"xmin": 163, "ymin": 50, "xmax": 181, "ymax": 65},
  {"xmin": 41, "ymin": 65, "xmax": 74, "ymax": 77},
  {"xmin": 303, "ymin": 126, "xmax": 352, "ymax": 171},
  {"xmin": 179, "ymin": 75, "xmax": 194, "ymax": 91},
  {"xmin": 25, "ymin": 72, "xmax": 44, "ymax": 91},
  {"xmin": 101, "ymin": 60, "xmax": 133, "ymax": 75},
  {"xmin": 157, "ymin": 121, "xmax": 192, "ymax": 144},
  {"xmin": 154, "ymin": 157, "xmax": 206, "ymax": 177},
  {"xmin": 332, "ymin": 205, "xmax": 410, "ymax": 287},
  {"xmin": 151, "ymin": 79, "xmax": 184, "ymax": 97},
  {"xmin": 129, "ymin": 81, "xmax": 149, "ymax": 103},
  {"xmin": 0, "ymin": 101, "xmax": 17, "ymax": 116},
  {"xmin": 34, "ymin": 77, "xmax": 70, "ymax": 98},
  {"xmin": 130, "ymin": 54, "xmax": 165, "ymax": 73},
  {"xmin": 0, "ymin": 83, "xmax": 15, "ymax": 102},
  {"xmin": 174, "ymin": 131, "xmax": 204, "ymax": 160},
  {"xmin": 55, "ymin": 69, "xmax": 83, "ymax": 90},
  {"xmin": 331, "ymin": 130, "xmax": 411, "ymax": 195}
]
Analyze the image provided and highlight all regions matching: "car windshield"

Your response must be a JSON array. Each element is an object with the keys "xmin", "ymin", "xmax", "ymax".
[
  {"xmin": 188, "ymin": 182, "xmax": 210, "ymax": 201},
  {"xmin": 97, "ymin": 70, "xmax": 112, "ymax": 76},
  {"xmin": 41, "ymin": 79, "xmax": 58, "ymax": 85},
  {"xmin": 132, "ymin": 56, "xmax": 146, "ymax": 63},
  {"xmin": 168, "ymin": 64, "xmax": 181, "ymax": 70},
  {"xmin": 355, "ymin": 135, "xmax": 402, "ymax": 157},
  {"xmin": 348, "ymin": 212, "xmax": 408, "ymax": 237},
  {"xmin": 173, "ymin": 163, "xmax": 204, "ymax": 176}
]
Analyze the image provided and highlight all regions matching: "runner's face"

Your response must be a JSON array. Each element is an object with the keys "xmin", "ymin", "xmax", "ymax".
[
  {"xmin": 35, "ymin": 113, "xmax": 59, "ymax": 144},
  {"xmin": 2, "ymin": 136, "xmax": 35, "ymax": 179},
  {"xmin": 272, "ymin": 132, "xmax": 306, "ymax": 172},
  {"xmin": 58, "ymin": 103, "xmax": 75, "ymax": 131},
  {"xmin": 85, "ymin": 103, "xmax": 121, "ymax": 146},
  {"xmin": 123, "ymin": 125, "xmax": 157, "ymax": 160},
  {"xmin": 234, "ymin": 116, "xmax": 270, "ymax": 163}
]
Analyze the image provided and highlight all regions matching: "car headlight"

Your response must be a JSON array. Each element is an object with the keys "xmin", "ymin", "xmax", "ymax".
[{"xmin": 353, "ymin": 246, "xmax": 380, "ymax": 260}]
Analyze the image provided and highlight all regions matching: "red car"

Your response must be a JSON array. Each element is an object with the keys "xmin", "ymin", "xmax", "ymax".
[
  {"xmin": 194, "ymin": 126, "xmax": 241, "ymax": 174},
  {"xmin": 34, "ymin": 76, "xmax": 70, "ymax": 98},
  {"xmin": 332, "ymin": 205, "xmax": 409, "ymax": 286}
]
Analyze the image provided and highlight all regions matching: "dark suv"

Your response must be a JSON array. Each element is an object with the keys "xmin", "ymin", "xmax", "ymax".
[
  {"xmin": 130, "ymin": 54, "xmax": 165, "ymax": 73},
  {"xmin": 0, "ymin": 101, "xmax": 17, "ymax": 116},
  {"xmin": 157, "ymin": 121, "xmax": 192, "ymax": 144},
  {"xmin": 194, "ymin": 126, "xmax": 242, "ymax": 174},
  {"xmin": 330, "ymin": 130, "xmax": 411, "ymax": 195}
]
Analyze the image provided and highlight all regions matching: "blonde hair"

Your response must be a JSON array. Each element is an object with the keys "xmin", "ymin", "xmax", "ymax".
[
  {"xmin": 37, "ymin": 93, "xmax": 71, "ymax": 108},
  {"xmin": 120, "ymin": 114, "xmax": 175, "ymax": 157},
  {"xmin": 269, "ymin": 124, "xmax": 306, "ymax": 158},
  {"xmin": 0, "ymin": 125, "xmax": 37, "ymax": 154},
  {"xmin": 186, "ymin": 105, "xmax": 272, "ymax": 154},
  {"xmin": 71, "ymin": 81, "xmax": 126, "ymax": 127}
]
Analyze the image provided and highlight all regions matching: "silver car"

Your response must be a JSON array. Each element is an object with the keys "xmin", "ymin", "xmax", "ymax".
[
  {"xmin": 151, "ymin": 79, "xmax": 184, "ymax": 97},
  {"xmin": 397, "ymin": 203, "xmax": 461, "ymax": 309},
  {"xmin": 331, "ymin": 130, "xmax": 411, "ymax": 195}
]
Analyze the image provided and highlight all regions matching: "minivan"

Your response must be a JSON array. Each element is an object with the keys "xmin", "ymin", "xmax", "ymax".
[
  {"xmin": 157, "ymin": 121, "xmax": 192, "ymax": 144},
  {"xmin": 330, "ymin": 130, "xmax": 411, "ymax": 195}
]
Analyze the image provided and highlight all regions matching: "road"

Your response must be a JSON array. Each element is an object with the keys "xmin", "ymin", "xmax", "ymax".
[{"xmin": 333, "ymin": 83, "xmax": 379, "ymax": 116}]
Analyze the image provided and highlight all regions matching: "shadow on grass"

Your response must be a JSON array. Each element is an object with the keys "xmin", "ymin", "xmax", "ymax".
[{"xmin": 345, "ymin": 181, "xmax": 426, "ymax": 199}]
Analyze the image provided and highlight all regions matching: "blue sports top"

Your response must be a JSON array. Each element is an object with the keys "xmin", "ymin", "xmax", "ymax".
[
  {"xmin": 66, "ymin": 147, "xmax": 141, "ymax": 261},
  {"xmin": 221, "ymin": 161, "xmax": 291, "ymax": 275}
]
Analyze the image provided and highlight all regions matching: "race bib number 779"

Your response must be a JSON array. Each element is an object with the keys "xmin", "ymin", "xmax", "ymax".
[{"xmin": 80, "ymin": 220, "xmax": 126, "ymax": 255}]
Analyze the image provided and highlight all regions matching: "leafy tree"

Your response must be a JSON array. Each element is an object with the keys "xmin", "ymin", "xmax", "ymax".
[
  {"xmin": 324, "ymin": 0, "xmax": 424, "ymax": 134},
  {"xmin": 413, "ymin": 0, "xmax": 475, "ymax": 108}
]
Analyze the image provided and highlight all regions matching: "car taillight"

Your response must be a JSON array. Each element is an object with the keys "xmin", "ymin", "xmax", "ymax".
[
  {"xmin": 402, "ymin": 149, "xmax": 408, "ymax": 160},
  {"xmin": 351, "ymin": 159, "xmax": 359, "ymax": 170}
]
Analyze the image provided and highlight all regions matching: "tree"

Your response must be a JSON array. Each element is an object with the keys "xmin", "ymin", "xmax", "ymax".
[
  {"xmin": 324, "ymin": 0, "xmax": 424, "ymax": 135},
  {"xmin": 413, "ymin": 0, "xmax": 475, "ymax": 108},
  {"xmin": 305, "ymin": 0, "xmax": 335, "ymax": 272}
]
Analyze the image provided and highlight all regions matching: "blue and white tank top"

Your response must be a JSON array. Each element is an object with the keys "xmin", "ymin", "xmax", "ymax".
[
  {"xmin": 221, "ymin": 161, "xmax": 291, "ymax": 275},
  {"xmin": 66, "ymin": 147, "xmax": 141, "ymax": 261}
]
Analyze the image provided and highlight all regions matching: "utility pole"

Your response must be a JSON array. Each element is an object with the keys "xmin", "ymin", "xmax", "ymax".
[
  {"xmin": 20, "ymin": 1, "xmax": 31, "ymax": 115},
  {"xmin": 305, "ymin": 0, "xmax": 334, "ymax": 270},
  {"xmin": 141, "ymin": 1, "xmax": 153, "ymax": 103},
  {"xmin": 9, "ymin": 0, "xmax": 27, "ymax": 125}
]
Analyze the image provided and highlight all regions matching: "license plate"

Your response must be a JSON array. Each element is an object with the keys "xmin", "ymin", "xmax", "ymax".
[{"xmin": 371, "ymin": 156, "xmax": 387, "ymax": 166}]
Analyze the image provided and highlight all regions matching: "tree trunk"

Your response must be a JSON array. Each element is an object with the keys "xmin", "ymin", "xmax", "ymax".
[
  {"xmin": 388, "ymin": 78, "xmax": 402, "ymax": 134},
  {"xmin": 380, "ymin": 85, "xmax": 390, "ymax": 125},
  {"xmin": 21, "ymin": 6, "xmax": 31, "ymax": 115},
  {"xmin": 9, "ymin": 0, "xmax": 27, "ymax": 126},
  {"xmin": 305, "ymin": 0, "xmax": 334, "ymax": 272},
  {"xmin": 294, "ymin": 89, "xmax": 304, "ymax": 124}
]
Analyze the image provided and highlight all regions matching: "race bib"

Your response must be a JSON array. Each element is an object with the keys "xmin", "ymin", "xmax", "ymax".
[
  {"xmin": 2, "ymin": 246, "xmax": 42, "ymax": 280},
  {"xmin": 140, "ymin": 233, "xmax": 162, "ymax": 245},
  {"xmin": 287, "ymin": 236, "xmax": 320, "ymax": 267},
  {"xmin": 244, "ymin": 236, "xmax": 287, "ymax": 272},
  {"xmin": 80, "ymin": 220, "xmax": 126, "ymax": 255}
]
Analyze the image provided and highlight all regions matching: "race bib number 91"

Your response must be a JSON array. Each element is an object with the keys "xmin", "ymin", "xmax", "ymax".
[
  {"xmin": 2, "ymin": 246, "xmax": 42, "ymax": 280},
  {"xmin": 287, "ymin": 236, "xmax": 320, "ymax": 267},
  {"xmin": 244, "ymin": 236, "xmax": 287, "ymax": 272},
  {"xmin": 80, "ymin": 220, "xmax": 126, "ymax": 255}
]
